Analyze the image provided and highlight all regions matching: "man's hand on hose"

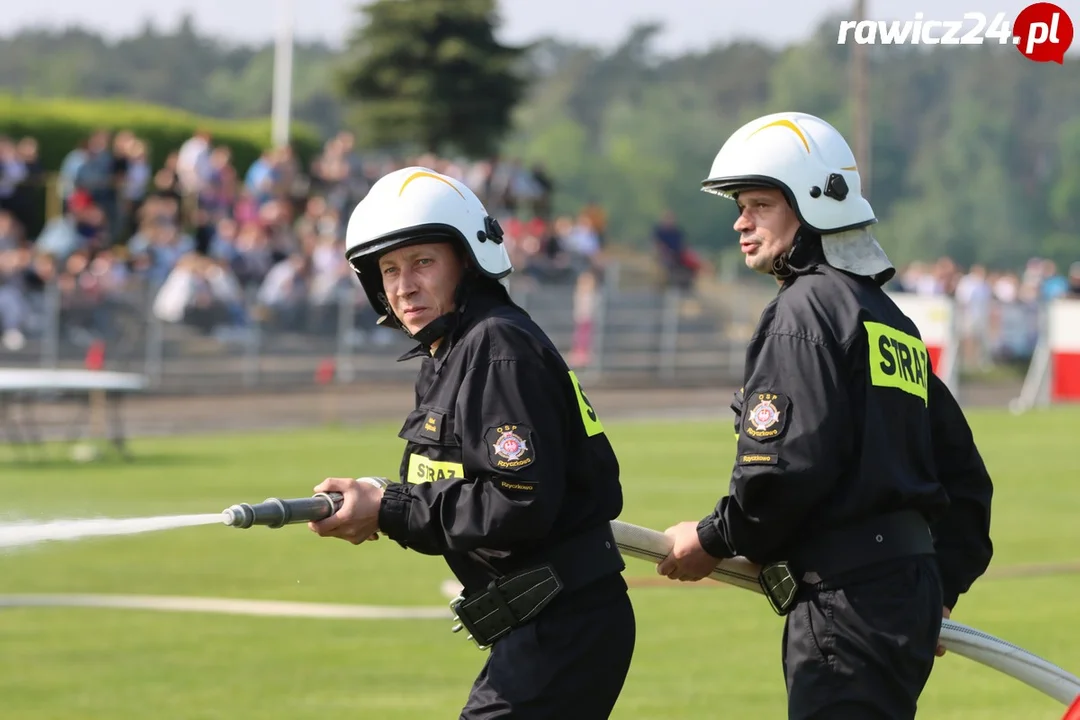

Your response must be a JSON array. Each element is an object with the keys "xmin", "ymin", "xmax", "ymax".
[
  {"xmin": 936, "ymin": 606, "xmax": 951, "ymax": 657},
  {"xmin": 656, "ymin": 521, "xmax": 720, "ymax": 582},
  {"xmin": 308, "ymin": 477, "xmax": 384, "ymax": 544}
]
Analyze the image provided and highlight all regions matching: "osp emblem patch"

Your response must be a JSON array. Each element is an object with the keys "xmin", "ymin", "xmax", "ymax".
[
  {"xmin": 751, "ymin": 399, "xmax": 779, "ymax": 430},
  {"xmin": 485, "ymin": 424, "xmax": 535, "ymax": 471},
  {"xmin": 494, "ymin": 430, "xmax": 527, "ymax": 460},
  {"xmin": 744, "ymin": 392, "xmax": 791, "ymax": 441}
]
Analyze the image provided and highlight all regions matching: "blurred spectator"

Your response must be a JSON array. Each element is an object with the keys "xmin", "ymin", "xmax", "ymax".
[
  {"xmin": 75, "ymin": 130, "xmax": 118, "ymax": 243},
  {"xmin": 0, "ymin": 211, "xmax": 23, "ymax": 251},
  {"xmin": 581, "ymin": 201, "xmax": 607, "ymax": 248},
  {"xmin": 560, "ymin": 213, "xmax": 602, "ymax": 275},
  {"xmin": 257, "ymin": 253, "xmax": 313, "ymax": 331},
  {"xmin": 570, "ymin": 267, "xmax": 599, "ymax": 368},
  {"xmin": 146, "ymin": 160, "xmax": 184, "ymax": 212},
  {"xmin": 122, "ymin": 137, "xmax": 151, "ymax": 238},
  {"xmin": 1039, "ymin": 260, "xmax": 1069, "ymax": 300},
  {"xmin": 531, "ymin": 162, "xmax": 554, "ymax": 221},
  {"xmin": 0, "ymin": 246, "xmax": 31, "ymax": 350},
  {"xmin": 653, "ymin": 210, "xmax": 700, "ymax": 291},
  {"xmin": 177, "ymin": 130, "xmax": 213, "ymax": 196},
  {"xmin": 1069, "ymin": 263, "xmax": 1080, "ymax": 298},
  {"xmin": 57, "ymin": 140, "xmax": 89, "ymax": 213},
  {"xmin": 955, "ymin": 264, "xmax": 992, "ymax": 370},
  {"xmin": 244, "ymin": 149, "xmax": 278, "ymax": 207},
  {"xmin": 35, "ymin": 190, "xmax": 108, "ymax": 262},
  {"xmin": 152, "ymin": 253, "xmax": 245, "ymax": 332},
  {"xmin": 228, "ymin": 221, "xmax": 275, "ymax": 289},
  {"xmin": 127, "ymin": 197, "xmax": 197, "ymax": 286},
  {"xmin": 10, "ymin": 137, "xmax": 44, "ymax": 237},
  {"xmin": 0, "ymin": 137, "xmax": 29, "ymax": 222}
]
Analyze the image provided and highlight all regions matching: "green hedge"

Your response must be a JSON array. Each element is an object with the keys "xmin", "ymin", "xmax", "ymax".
[{"xmin": 0, "ymin": 94, "xmax": 324, "ymax": 174}]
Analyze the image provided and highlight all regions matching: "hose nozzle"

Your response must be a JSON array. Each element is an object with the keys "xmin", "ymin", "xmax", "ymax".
[{"xmin": 221, "ymin": 492, "xmax": 344, "ymax": 529}]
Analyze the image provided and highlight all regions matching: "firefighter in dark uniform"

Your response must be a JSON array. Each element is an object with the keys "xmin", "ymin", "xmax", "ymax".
[
  {"xmin": 308, "ymin": 166, "xmax": 635, "ymax": 719},
  {"xmin": 656, "ymin": 112, "xmax": 994, "ymax": 719}
]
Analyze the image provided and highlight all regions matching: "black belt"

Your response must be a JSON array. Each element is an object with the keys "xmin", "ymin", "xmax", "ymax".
[
  {"xmin": 450, "ymin": 523, "xmax": 625, "ymax": 649},
  {"xmin": 759, "ymin": 510, "xmax": 935, "ymax": 616}
]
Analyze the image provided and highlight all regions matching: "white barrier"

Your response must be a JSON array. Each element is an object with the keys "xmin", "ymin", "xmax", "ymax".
[
  {"xmin": 0, "ymin": 368, "xmax": 149, "ymax": 458},
  {"xmin": 888, "ymin": 293, "xmax": 960, "ymax": 395},
  {"xmin": 1013, "ymin": 298, "xmax": 1080, "ymax": 413},
  {"xmin": 0, "ymin": 369, "xmax": 148, "ymax": 393},
  {"xmin": 1049, "ymin": 299, "xmax": 1080, "ymax": 402}
]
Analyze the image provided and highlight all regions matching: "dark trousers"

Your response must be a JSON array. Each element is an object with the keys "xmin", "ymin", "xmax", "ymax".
[
  {"xmin": 783, "ymin": 555, "xmax": 944, "ymax": 720},
  {"xmin": 460, "ymin": 574, "xmax": 636, "ymax": 719}
]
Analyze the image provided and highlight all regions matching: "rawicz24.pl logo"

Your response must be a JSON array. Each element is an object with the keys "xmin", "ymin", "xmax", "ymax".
[{"xmin": 837, "ymin": 2, "xmax": 1074, "ymax": 63}]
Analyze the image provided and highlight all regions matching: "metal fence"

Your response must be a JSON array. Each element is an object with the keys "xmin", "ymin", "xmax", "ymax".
[
  {"xmin": 2, "ymin": 263, "xmax": 775, "ymax": 393},
  {"xmin": 6, "ymin": 256, "xmax": 1047, "ymax": 397}
]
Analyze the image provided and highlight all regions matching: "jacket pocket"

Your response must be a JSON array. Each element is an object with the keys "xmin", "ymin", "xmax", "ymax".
[
  {"xmin": 397, "ymin": 406, "xmax": 459, "ymax": 447},
  {"xmin": 398, "ymin": 407, "xmax": 465, "ymax": 483}
]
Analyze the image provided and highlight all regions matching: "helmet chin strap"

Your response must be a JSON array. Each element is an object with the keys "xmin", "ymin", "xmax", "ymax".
[
  {"xmin": 770, "ymin": 226, "xmax": 823, "ymax": 280},
  {"xmin": 771, "ymin": 253, "xmax": 794, "ymax": 279},
  {"xmin": 411, "ymin": 311, "xmax": 461, "ymax": 350}
]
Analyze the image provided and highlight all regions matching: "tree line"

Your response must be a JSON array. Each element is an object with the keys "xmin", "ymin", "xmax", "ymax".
[{"xmin": 2, "ymin": 2, "xmax": 1079, "ymax": 272}]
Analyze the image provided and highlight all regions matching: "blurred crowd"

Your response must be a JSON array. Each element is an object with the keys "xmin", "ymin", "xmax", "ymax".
[
  {"xmin": 2, "ymin": 128, "xmax": 1077, "ymax": 371},
  {"xmin": 0, "ymin": 128, "xmax": 612, "ymax": 353},
  {"xmin": 889, "ymin": 257, "xmax": 1080, "ymax": 367}
]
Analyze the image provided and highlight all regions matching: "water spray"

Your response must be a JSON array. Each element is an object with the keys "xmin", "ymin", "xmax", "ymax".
[
  {"xmin": 0, "ymin": 514, "xmax": 226, "ymax": 550},
  {"xmin": 0, "ymin": 492, "xmax": 347, "ymax": 552},
  {"xmin": 220, "ymin": 492, "xmax": 343, "ymax": 529}
]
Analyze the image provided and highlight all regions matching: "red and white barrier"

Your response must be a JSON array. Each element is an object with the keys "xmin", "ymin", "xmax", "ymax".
[
  {"xmin": 1049, "ymin": 299, "xmax": 1080, "ymax": 402},
  {"xmin": 887, "ymin": 293, "xmax": 960, "ymax": 395},
  {"xmin": 1012, "ymin": 297, "xmax": 1080, "ymax": 412}
]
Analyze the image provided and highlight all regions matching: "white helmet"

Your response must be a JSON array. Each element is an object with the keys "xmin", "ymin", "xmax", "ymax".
[
  {"xmin": 702, "ymin": 111, "xmax": 893, "ymax": 280},
  {"xmin": 344, "ymin": 166, "xmax": 513, "ymax": 326}
]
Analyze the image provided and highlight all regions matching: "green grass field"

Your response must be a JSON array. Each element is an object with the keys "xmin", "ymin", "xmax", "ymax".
[{"xmin": 2, "ymin": 405, "xmax": 1080, "ymax": 719}]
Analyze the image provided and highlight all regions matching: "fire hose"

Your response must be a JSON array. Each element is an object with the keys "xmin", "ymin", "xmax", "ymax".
[
  {"xmin": 609, "ymin": 520, "xmax": 1080, "ymax": 707},
  {"xmin": 222, "ymin": 493, "xmax": 1080, "ymax": 707}
]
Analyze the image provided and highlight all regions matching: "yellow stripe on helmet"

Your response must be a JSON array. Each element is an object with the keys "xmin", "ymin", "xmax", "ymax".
[
  {"xmin": 398, "ymin": 170, "xmax": 466, "ymax": 199},
  {"xmin": 749, "ymin": 119, "xmax": 810, "ymax": 153}
]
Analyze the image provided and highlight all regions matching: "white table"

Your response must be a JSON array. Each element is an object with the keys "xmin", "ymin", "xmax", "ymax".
[{"xmin": 0, "ymin": 368, "xmax": 149, "ymax": 458}]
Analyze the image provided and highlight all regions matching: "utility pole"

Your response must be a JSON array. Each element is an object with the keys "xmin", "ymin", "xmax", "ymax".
[
  {"xmin": 852, "ymin": 0, "xmax": 871, "ymax": 199},
  {"xmin": 271, "ymin": 0, "xmax": 295, "ymax": 148}
]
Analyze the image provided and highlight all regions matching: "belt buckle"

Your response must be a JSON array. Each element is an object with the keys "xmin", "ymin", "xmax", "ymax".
[
  {"xmin": 449, "ymin": 594, "xmax": 492, "ymax": 651},
  {"xmin": 758, "ymin": 561, "xmax": 799, "ymax": 616}
]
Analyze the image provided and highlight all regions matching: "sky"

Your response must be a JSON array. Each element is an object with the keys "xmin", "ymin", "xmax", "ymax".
[{"xmin": 3, "ymin": 0, "xmax": 1078, "ymax": 56}]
